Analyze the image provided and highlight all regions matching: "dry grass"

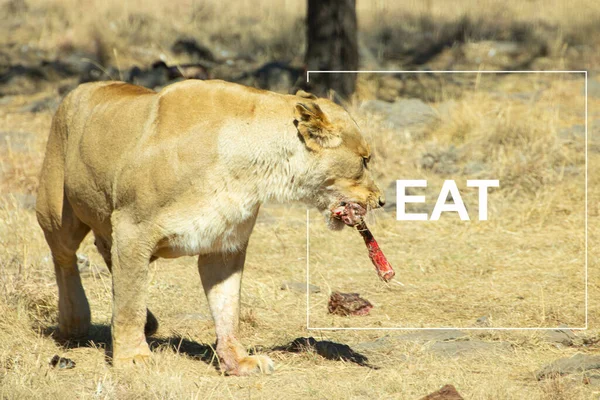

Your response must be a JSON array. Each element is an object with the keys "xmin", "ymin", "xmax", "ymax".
[
  {"xmin": 308, "ymin": 74, "xmax": 589, "ymax": 331},
  {"xmin": 1, "ymin": 0, "xmax": 599, "ymax": 399}
]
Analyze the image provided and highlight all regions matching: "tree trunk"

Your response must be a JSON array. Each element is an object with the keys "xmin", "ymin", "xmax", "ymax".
[{"xmin": 305, "ymin": 0, "xmax": 358, "ymax": 101}]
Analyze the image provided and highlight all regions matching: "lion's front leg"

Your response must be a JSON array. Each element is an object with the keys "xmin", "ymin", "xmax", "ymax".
[{"xmin": 198, "ymin": 246, "xmax": 274, "ymax": 376}]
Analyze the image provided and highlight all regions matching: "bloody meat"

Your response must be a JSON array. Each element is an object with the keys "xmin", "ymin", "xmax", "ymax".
[{"xmin": 333, "ymin": 203, "xmax": 395, "ymax": 282}]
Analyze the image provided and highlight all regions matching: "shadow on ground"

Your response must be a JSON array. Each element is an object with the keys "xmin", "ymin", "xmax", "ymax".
[
  {"xmin": 41, "ymin": 327, "xmax": 377, "ymax": 369},
  {"xmin": 269, "ymin": 337, "xmax": 379, "ymax": 369},
  {"xmin": 41, "ymin": 324, "xmax": 217, "ymax": 366}
]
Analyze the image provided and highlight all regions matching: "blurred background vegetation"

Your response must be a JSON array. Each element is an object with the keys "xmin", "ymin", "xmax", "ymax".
[{"xmin": 1, "ymin": 0, "xmax": 599, "ymax": 99}]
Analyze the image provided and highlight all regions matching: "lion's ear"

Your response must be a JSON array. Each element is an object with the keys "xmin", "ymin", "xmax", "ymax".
[
  {"xmin": 295, "ymin": 90, "xmax": 317, "ymax": 100},
  {"xmin": 294, "ymin": 102, "xmax": 342, "ymax": 150}
]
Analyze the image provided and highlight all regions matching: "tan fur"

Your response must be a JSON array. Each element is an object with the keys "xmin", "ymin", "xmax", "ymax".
[{"xmin": 36, "ymin": 79, "xmax": 384, "ymax": 374}]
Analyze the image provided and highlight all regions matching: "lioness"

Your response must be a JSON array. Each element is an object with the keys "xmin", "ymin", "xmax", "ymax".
[{"xmin": 36, "ymin": 79, "xmax": 385, "ymax": 375}]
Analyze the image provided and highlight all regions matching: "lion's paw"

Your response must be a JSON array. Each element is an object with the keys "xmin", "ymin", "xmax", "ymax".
[
  {"xmin": 113, "ymin": 353, "xmax": 150, "ymax": 368},
  {"xmin": 112, "ymin": 342, "xmax": 151, "ymax": 368},
  {"xmin": 233, "ymin": 355, "xmax": 274, "ymax": 375}
]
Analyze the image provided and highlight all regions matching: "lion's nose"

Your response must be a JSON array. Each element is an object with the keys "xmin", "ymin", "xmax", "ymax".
[{"xmin": 378, "ymin": 196, "xmax": 386, "ymax": 207}]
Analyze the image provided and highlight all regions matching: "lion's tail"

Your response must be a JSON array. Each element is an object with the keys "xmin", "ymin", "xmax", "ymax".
[{"xmin": 36, "ymin": 102, "xmax": 68, "ymax": 232}]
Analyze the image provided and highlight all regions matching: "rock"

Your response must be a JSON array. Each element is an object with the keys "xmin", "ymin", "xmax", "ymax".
[
  {"xmin": 585, "ymin": 77, "xmax": 600, "ymax": 99},
  {"xmin": 554, "ymin": 165, "xmax": 581, "ymax": 176},
  {"xmin": 127, "ymin": 61, "xmax": 171, "ymax": 89},
  {"xmin": 49, "ymin": 355, "xmax": 76, "ymax": 369},
  {"xmin": 462, "ymin": 161, "xmax": 487, "ymax": 176},
  {"xmin": 360, "ymin": 99, "xmax": 389, "ymax": 114},
  {"xmin": 78, "ymin": 64, "xmax": 120, "ymax": 84},
  {"xmin": 234, "ymin": 61, "xmax": 302, "ymax": 94},
  {"xmin": 361, "ymin": 98, "xmax": 439, "ymax": 140},
  {"xmin": 0, "ymin": 96, "xmax": 14, "ymax": 106},
  {"xmin": 0, "ymin": 59, "xmax": 82, "ymax": 90},
  {"xmin": 419, "ymin": 146, "xmax": 460, "ymax": 175},
  {"xmin": 353, "ymin": 336, "xmax": 395, "ymax": 351},
  {"xmin": 396, "ymin": 329, "xmax": 467, "ymax": 343},
  {"xmin": 177, "ymin": 64, "xmax": 210, "ymax": 81},
  {"xmin": 436, "ymin": 100, "xmax": 457, "ymax": 120},
  {"xmin": 390, "ymin": 99, "xmax": 439, "ymax": 131},
  {"xmin": 354, "ymin": 330, "xmax": 468, "ymax": 352},
  {"xmin": 420, "ymin": 384, "xmax": 464, "ymax": 400},
  {"xmin": 537, "ymin": 353, "xmax": 600, "ymax": 380},
  {"xmin": 58, "ymin": 52, "xmax": 104, "ymax": 76},
  {"xmin": 77, "ymin": 254, "xmax": 90, "ymax": 271},
  {"xmin": 558, "ymin": 125, "xmax": 585, "ymax": 142},
  {"xmin": 583, "ymin": 374, "xmax": 600, "ymax": 386},
  {"xmin": 475, "ymin": 316, "xmax": 490, "ymax": 327},
  {"xmin": 507, "ymin": 91, "xmax": 543, "ymax": 103},
  {"xmin": 19, "ymin": 96, "xmax": 60, "ymax": 113},
  {"xmin": 80, "ymin": 60, "xmax": 209, "ymax": 90},
  {"xmin": 428, "ymin": 340, "xmax": 511, "ymax": 357},
  {"xmin": 280, "ymin": 281, "xmax": 321, "ymax": 294},
  {"xmin": 460, "ymin": 41, "xmax": 531, "ymax": 69},
  {"xmin": 420, "ymin": 153, "xmax": 436, "ymax": 170},
  {"xmin": 544, "ymin": 329, "xmax": 576, "ymax": 346},
  {"xmin": 171, "ymin": 38, "xmax": 216, "ymax": 62},
  {"xmin": 253, "ymin": 62, "xmax": 302, "ymax": 93},
  {"xmin": 76, "ymin": 254, "xmax": 109, "ymax": 277}
]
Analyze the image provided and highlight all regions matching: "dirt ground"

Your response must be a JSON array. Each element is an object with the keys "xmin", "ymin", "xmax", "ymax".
[{"xmin": 1, "ymin": 0, "xmax": 600, "ymax": 399}]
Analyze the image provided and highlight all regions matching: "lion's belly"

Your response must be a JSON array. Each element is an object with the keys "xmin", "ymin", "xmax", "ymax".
[{"xmin": 153, "ymin": 202, "xmax": 260, "ymax": 258}]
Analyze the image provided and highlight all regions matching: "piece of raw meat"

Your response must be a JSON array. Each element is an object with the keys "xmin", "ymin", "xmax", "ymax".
[{"xmin": 332, "ymin": 203, "xmax": 396, "ymax": 282}]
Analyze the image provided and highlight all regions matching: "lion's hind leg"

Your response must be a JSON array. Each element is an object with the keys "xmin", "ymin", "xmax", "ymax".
[{"xmin": 37, "ymin": 198, "xmax": 92, "ymax": 339}]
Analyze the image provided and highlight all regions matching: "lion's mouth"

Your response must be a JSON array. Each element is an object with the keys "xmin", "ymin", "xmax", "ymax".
[{"xmin": 331, "ymin": 202, "xmax": 367, "ymax": 226}]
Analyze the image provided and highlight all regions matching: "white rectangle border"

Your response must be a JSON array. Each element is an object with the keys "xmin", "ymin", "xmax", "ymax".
[{"xmin": 305, "ymin": 70, "xmax": 588, "ymax": 331}]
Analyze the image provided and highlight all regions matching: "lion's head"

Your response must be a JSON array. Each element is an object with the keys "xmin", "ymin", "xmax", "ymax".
[{"xmin": 293, "ymin": 91, "xmax": 385, "ymax": 230}]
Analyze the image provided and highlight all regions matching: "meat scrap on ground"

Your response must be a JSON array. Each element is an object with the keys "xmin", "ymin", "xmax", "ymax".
[{"xmin": 328, "ymin": 291, "xmax": 373, "ymax": 316}]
